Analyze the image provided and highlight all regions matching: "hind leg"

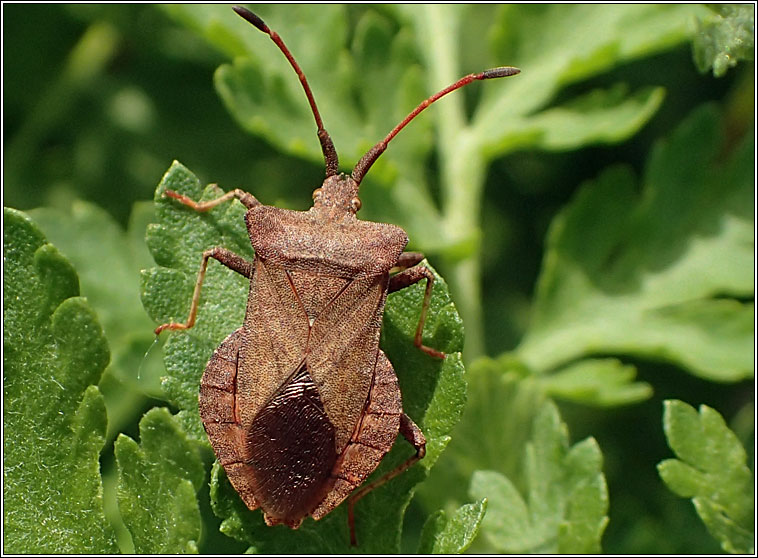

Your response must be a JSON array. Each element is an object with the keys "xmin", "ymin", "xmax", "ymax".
[
  {"xmin": 310, "ymin": 350, "xmax": 426, "ymax": 545},
  {"xmin": 389, "ymin": 253, "xmax": 445, "ymax": 359},
  {"xmin": 346, "ymin": 413, "xmax": 425, "ymax": 544}
]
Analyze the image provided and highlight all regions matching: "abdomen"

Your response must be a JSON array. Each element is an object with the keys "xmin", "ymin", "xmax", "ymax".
[{"xmin": 236, "ymin": 258, "xmax": 391, "ymax": 517}]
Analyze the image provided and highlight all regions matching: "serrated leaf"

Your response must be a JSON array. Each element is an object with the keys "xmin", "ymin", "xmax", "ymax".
[
  {"xmin": 3, "ymin": 207, "xmax": 118, "ymax": 553},
  {"xmin": 469, "ymin": 401, "xmax": 609, "ymax": 553},
  {"xmin": 417, "ymin": 500, "xmax": 487, "ymax": 554},
  {"xmin": 658, "ymin": 400, "xmax": 754, "ymax": 553},
  {"xmin": 28, "ymin": 201, "xmax": 155, "ymax": 346},
  {"xmin": 28, "ymin": 201, "xmax": 162, "ymax": 437},
  {"xmin": 537, "ymin": 358, "xmax": 652, "ymax": 407},
  {"xmin": 115, "ymin": 407, "xmax": 205, "ymax": 553},
  {"xmin": 480, "ymin": 4, "xmax": 704, "ymax": 130},
  {"xmin": 414, "ymin": 355, "xmax": 547, "ymax": 527},
  {"xmin": 517, "ymin": 105, "xmax": 754, "ymax": 382},
  {"xmin": 693, "ymin": 4, "xmax": 754, "ymax": 77},
  {"xmin": 509, "ymin": 84, "xmax": 665, "ymax": 151},
  {"xmin": 140, "ymin": 161, "xmax": 465, "ymax": 552}
]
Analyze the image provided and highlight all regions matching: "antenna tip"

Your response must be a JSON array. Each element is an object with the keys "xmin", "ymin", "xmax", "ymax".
[
  {"xmin": 482, "ymin": 66, "xmax": 521, "ymax": 79},
  {"xmin": 233, "ymin": 6, "xmax": 268, "ymax": 33}
]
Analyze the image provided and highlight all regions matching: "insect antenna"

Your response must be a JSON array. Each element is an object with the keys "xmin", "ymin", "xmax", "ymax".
[
  {"xmin": 351, "ymin": 66, "xmax": 520, "ymax": 185},
  {"xmin": 233, "ymin": 6, "xmax": 340, "ymax": 178}
]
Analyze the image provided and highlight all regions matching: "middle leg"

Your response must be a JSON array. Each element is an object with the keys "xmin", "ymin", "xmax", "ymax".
[
  {"xmin": 388, "ymin": 253, "xmax": 445, "ymax": 359},
  {"xmin": 154, "ymin": 247, "xmax": 253, "ymax": 335}
]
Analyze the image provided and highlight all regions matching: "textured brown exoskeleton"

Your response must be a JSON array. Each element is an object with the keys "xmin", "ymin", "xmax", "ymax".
[{"xmin": 154, "ymin": 5, "xmax": 519, "ymax": 546}]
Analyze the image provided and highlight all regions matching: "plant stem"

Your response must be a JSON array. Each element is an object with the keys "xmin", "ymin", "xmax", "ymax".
[
  {"xmin": 442, "ymin": 139, "xmax": 487, "ymax": 360},
  {"xmin": 418, "ymin": 5, "xmax": 488, "ymax": 359}
]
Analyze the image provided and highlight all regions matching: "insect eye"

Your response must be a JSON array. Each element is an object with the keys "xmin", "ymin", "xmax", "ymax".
[{"xmin": 350, "ymin": 197, "xmax": 362, "ymax": 212}]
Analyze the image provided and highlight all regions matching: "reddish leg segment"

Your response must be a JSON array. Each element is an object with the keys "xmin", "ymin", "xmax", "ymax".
[
  {"xmin": 163, "ymin": 187, "xmax": 261, "ymax": 211},
  {"xmin": 155, "ymin": 187, "xmax": 257, "ymax": 336},
  {"xmin": 388, "ymin": 253, "xmax": 445, "ymax": 359},
  {"xmin": 346, "ymin": 412, "xmax": 426, "ymax": 546},
  {"xmin": 154, "ymin": 246, "xmax": 253, "ymax": 335}
]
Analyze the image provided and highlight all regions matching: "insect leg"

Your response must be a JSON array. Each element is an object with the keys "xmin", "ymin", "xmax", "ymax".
[
  {"xmin": 346, "ymin": 413, "xmax": 427, "ymax": 546},
  {"xmin": 154, "ymin": 247, "xmax": 253, "ymax": 335},
  {"xmin": 163, "ymin": 187, "xmax": 261, "ymax": 211},
  {"xmin": 388, "ymin": 260, "xmax": 445, "ymax": 359},
  {"xmin": 391, "ymin": 251, "xmax": 424, "ymax": 272}
]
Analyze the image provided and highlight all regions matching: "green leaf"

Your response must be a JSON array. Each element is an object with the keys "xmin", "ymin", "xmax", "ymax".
[
  {"xmin": 510, "ymin": 84, "xmax": 665, "ymax": 151},
  {"xmin": 28, "ymin": 201, "xmax": 155, "ymax": 349},
  {"xmin": 693, "ymin": 4, "xmax": 754, "ymax": 77},
  {"xmin": 3, "ymin": 207, "xmax": 118, "ymax": 553},
  {"xmin": 417, "ymin": 500, "xmax": 487, "ymax": 554},
  {"xmin": 537, "ymin": 358, "xmax": 653, "ymax": 407},
  {"xmin": 658, "ymin": 400, "xmax": 754, "ymax": 554},
  {"xmin": 415, "ymin": 355, "xmax": 553, "ymax": 537},
  {"xmin": 13, "ymin": 201, "xmax": 162, "ymax": 552},
  {"xmin": 28, "ymin": 201, "xmax": 162, "ymax": 437},
  {"xmin": 423, "ymin": 357, "xmax": 546, "ymax": 504},
  {"xmin": 517, "ymin": 105, "xmax": 754, "ymax": 382},
  {"xmin": 469, "ymin": 401, "xmax": 609, "ymax": 553},
  {"xmin": 140, "ymin": 161, "xmax": 466, "ymax": 552},
  {"xmin": 476, "ymin": 4, "xmax": 705, "ymax": 153},
  {"xmin": 115, "ymin": 407, "xmax": 205, "ymax": 553},
  {"xmin": 417, "ymin": 355, "xmax": 644, "ymax": 550}
]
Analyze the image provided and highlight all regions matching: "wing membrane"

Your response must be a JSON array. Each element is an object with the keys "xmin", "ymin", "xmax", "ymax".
[
  {"xmin": 309, "ymin": 274, "xmax": 388, "ymax": 452},
  {"xmin": 238, "ymin": 259, "xmax": 310, "ymax": 427}
]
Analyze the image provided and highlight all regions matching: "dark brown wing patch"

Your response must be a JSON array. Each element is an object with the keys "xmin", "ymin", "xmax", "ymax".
[
  {"xmin": 247, "ymin": 361, "xmax": 336, "ymax": 525},
  {"xmin": 311, "ymin": 350, "xmax": 402, "ymax": 520}
]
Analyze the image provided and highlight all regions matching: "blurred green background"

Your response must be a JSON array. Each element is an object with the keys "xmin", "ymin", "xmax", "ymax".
[{"xmin": 4, "ymin": 4, "xmax": 753, "ymax": 554}]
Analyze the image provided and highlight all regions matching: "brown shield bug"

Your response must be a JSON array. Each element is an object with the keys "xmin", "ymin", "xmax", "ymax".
[{"xmin": 154, "ymin": 5, "xmax": 519, "ymax": 546}]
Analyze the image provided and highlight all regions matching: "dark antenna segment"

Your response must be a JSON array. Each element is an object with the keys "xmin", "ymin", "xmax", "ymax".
[
  {"xmin": 233, "ymin": 6, "xmax": 339, "ymax": 178},
  {"xmin": 234, "ymin": 6, "xmax": 520, "ymax": 187}
]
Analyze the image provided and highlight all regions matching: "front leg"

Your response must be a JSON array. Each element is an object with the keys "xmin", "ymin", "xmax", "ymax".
[
  {"xmin": 388, "ymin": 253, "xmax": 445, "ymax": 359},
  {"xmin": 154, "ymin": 247, "xmax": 253, "ymax": 335},
  {"xmin": 164, "ymin": 187, "xmax": 261, "ymax": 211}
]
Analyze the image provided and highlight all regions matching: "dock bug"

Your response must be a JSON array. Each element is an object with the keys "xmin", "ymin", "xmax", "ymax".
[{"xmin": 154, "ymin": 5, "xmax": 519, "ymax": 545}]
